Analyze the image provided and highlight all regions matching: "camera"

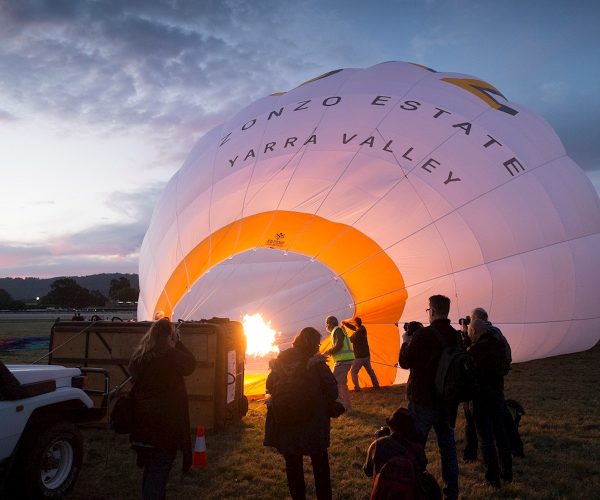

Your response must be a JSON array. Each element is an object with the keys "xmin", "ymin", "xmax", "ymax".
[
  {"xmin": 403, "ymin": 321, "xmax": 424, "ymax": 336},
  {"xmin": 375, "ymin": 426, "xmax": 391, "ymax": 438},
  {"xmin": 458, "ymin": 316, "xmax": 471, "ymax": 326}
]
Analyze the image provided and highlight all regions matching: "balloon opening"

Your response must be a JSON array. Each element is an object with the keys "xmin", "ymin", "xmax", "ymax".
[{"xmin": 172, "ymin": 247, "xmax": 355, "ymax": 343}]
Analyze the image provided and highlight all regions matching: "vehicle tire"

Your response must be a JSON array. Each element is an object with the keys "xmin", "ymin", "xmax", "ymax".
[{"xmin": 22, "ymin": 421, "xmax": 83, "ymax": 498}]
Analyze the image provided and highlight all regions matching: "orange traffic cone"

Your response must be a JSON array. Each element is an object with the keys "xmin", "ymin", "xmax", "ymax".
[{"xmin": 192, "ymin": 426, "xmax": 208, "ymax": 468}]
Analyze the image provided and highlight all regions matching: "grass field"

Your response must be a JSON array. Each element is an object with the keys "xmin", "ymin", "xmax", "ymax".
[
  {"xmin": 0, "ymin": 318, "xmax": 55, "ymax": 363},
  {"xmin": 2, "ymin": 321, "xmax": 599, "ymax": 499},
  {"xmin": 0, "ymin": 313, "xmax": 133, "ymax": 363},
  {"xmin": 67, "ymin": 342, "xmax": 600, "ymax": 499},
  {"xmin": 0, "ymin": 318, "xmax": 57, "ymax": 338}
]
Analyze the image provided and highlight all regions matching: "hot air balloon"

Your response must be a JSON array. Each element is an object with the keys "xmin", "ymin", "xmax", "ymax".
[{"xmin": 138, "ymin": 62, "xmax": 600, "ymax": 395}]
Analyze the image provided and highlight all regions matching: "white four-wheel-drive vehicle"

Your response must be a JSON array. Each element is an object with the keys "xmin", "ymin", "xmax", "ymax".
[{"xmin": 0, "ymin": 361, "xmax": 107, "ymax": 498}]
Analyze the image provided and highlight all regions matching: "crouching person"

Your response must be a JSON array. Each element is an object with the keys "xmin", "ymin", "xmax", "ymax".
[
  {"xmin": 264, "ymin": 327, "xmax": 339, "ymax": 500},
  {"xmin": 128, "ymin": 318, "xmax": 197, "ymax": 500},
  {"xmin": 364, "ymin": 408, "xmax": 441, "ymax": 499}
]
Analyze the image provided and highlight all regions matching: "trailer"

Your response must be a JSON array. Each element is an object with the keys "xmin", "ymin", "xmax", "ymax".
[{"xmin": 49, "ymin": 317, "xmax": 248, "ymax": 430}]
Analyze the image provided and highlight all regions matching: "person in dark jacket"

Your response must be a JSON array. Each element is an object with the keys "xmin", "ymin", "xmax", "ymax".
[
  {"xmin": 468, "ymin": 319, "xmax": 512, "ymax": 488},
  {"xmin": 460, "ymin": 307, "xmax": 512, "ymax": 462},
  {"xmin": 399, "ymin": 295, "xmax": 460, "ymax": 500},
  {"xmin": 342, "ymin": 317, "xmax": 380, "ymax": 391},
  {"xmin": 264, "ymin": 327, "xmax": 339, "ymax": 500},
  {"xmin": 128, "ymin": 318, "xmax": 196, "ymax": 500},
  {"xmin": 363, "ymin": 407, "xmax": 426, "ymax": 478}
]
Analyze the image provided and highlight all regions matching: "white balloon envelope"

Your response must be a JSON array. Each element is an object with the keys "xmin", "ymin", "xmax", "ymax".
[{"xmin": 138, "ymin": 62, "xmax": 600, "ymax": 394}]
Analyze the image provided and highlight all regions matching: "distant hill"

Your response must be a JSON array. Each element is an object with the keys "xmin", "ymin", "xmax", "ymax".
[{"xmin": 0, "ymin": 274, "xmax": 139, "ymax": 301}]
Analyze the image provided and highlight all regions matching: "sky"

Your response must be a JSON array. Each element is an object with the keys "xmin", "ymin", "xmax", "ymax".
[{"xmin": 1, "ymin": 0, "xmax": 599, "ymax": 279}]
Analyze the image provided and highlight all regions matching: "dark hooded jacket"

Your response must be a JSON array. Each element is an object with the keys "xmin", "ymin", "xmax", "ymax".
[
  {"xmin": 399, "ymin": 318, "xmax": 461, "ymax": 406},
  {"xmin": 468, "ymin": 331, "xmax": 506, "ymax": 402},
  {"xmin": 264, "ymin": 346, "xmax": 338, "ymax": 455},
  {"xmin": 128, "ymin": 341, "xmax": 196, "ymax": 473},
  {"xmin": 363, "ymin": 432, "xmax": 427, "ymax": 478},
  {"xmin": 462, "ymin": 321, "xmax": 512, "ymax": 375}
]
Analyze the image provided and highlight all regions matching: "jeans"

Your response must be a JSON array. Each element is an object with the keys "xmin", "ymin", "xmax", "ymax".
[
  {"xmin": 409, "ymin": 401, "xmax": 459, "ymax": 500},
  {"xmin": 141, "ymin": 447, "xmax": 176, "ymax": 500},
  {"xmin": 473, "ymin": 398, "xmax": 512, "ymax": 484},
  {"xmin": 465, "ymin": 399, "xmax": 524, "ymax": 461},
  {"xmin": 333, "ymin": 361, "xmax": 353, "ymax": 410},
  {"xmin": 350, "ymin": 357, "xmax": 379, "ymax": 390},
  {"xmin": 283, "ymin": 451, "xmax": 332, "ymax": 500}
]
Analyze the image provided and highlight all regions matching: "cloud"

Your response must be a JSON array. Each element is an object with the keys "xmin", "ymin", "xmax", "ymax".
[
  {"xmin": 0, "ymin": 183, "xmax": 163, "ymax": 278},
  {"xmin": 0, "ymin": 0, "xmax": 349, "ymax": 137},
  {"xmin": 48, "ymin": 183, "xmax": 165, "ymax": 257},
  {"xmin": 0, "ymin": 252, "xmax": 138, "ymax": 279},
  {"xmin": 104, "ymin": 184, "xmax": 165, "ymax": 222},
  {"xmin": 51, "ymin": 223, "xmax": 145, "ymax": 257},
  {"xmin": 30, "ymin": 200, "xmax": 57, "ymax": 206},
  {"xmin": 0, "ymin": 0, "xmax": 359, "ymax": 190},
  {"xmin": 0, "ymin": 109, "xmax": 17, "ymax": 121},
  {"xmin": 409, "ymin": 26, "xmax": 465, "ymax": 64},
  {"xmin": 540, "ymin": 81, "xmax": 569, "ymax": 105},
  {"xmin": 530, "ymin": 87, "xmax": 600, "ymax": 173},
  {"xmin": 0, "ymin": 227, "xmax": 140, "ymax": 279},
  {"xmin": 556, "ymin": 116, "xmax": 600, "ymax": 173}
]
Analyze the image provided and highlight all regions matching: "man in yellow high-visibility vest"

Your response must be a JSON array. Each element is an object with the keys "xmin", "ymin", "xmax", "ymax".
[{"xmin": 324, "ymin": 315, "xmax": 354, "ymax": 411}]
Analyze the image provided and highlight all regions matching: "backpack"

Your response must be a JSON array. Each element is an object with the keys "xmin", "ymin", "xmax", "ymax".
[
  {"xmin": 269, "ymin": 358, "xmax": 314, "ymax": 426},
  {"xmin": 110, "ymin": 392, "xmax": 133, "ymax": 434},
  {"xmin": 370, "ymin": 444, "xmax": 441, "ymax": 500},
  {"xmin": 488, "ymin": 325, "xmax": 512, "ymax": 375},
  {"xmin": 432, "ymin": 330, "xmax": 478, "ymax": 403}
]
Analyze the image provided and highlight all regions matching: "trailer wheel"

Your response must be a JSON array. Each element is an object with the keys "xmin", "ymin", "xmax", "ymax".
[{"xmin": 22, "ymin": 421, "xmax": 83, "ymax": 498}]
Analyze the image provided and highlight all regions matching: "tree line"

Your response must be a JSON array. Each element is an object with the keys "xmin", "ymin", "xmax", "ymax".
[{"xmin": 0, "ymin": 277, "xmax": 139, "ymax": 310}]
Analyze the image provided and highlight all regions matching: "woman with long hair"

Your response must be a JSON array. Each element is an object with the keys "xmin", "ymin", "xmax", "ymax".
[
  {"xmin": 128, "ymin": 318, "xmax": 196, "ymax": 500},
  {"xmin": 264, "ymin": 327, "xmax": 339, "ymax": 500}
]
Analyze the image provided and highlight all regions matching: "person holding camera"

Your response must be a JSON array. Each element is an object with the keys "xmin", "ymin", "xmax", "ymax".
[
  {"xmin": 341, "ymin": 317, "xmax": 380, "ymax": 391},
  {"xmin": 363, "ymin": 407, "xmax": 426, "ymax": 478},
  {"xmin": 363, "ymin": 410, "xmax": 442, "ymax": 499},
  {"xmin": 459, "ymin": 308, "xmax": 512, "ymax": 461},
  {"xmin": 459, "ymin": 308, "xmax": 511, "ymax": 367},
  {"xmin": 401, "ymin": 321, "xmax": 424, "ymax": 342},
  {"xmin": 466, "ymin": 318, "xmax": 513, "ymax": 488},
  {"xmin": 128, "ymin": 318, "xmax": 197, "ymax": 500},
  {"xmin": 399, "ymin": 295, "xmax": 461, "ymax": 500}
]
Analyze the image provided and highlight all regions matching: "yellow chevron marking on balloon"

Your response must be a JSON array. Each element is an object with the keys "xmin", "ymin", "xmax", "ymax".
[{"xmin": 441, "ymin": 77, "xmax": 518, "ymax": 115}]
